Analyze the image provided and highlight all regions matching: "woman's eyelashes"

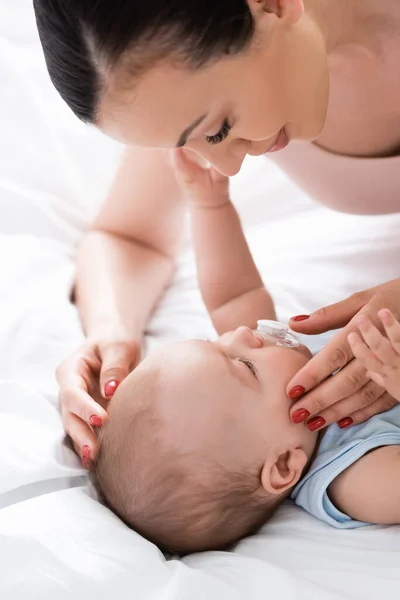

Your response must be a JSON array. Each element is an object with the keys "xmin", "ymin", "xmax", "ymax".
[
  {"xmin": 238, "ymin": 358, "xmax": 258, "ymax": 379},
  {"xmin": 205, "ymin": 119, "xmax": 232, "ymax": 145}
]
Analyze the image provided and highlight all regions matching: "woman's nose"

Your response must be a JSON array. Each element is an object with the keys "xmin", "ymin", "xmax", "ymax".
[
  {"xmin": 210, "ymin": 157, "xmax": 242, "ymax": 177},
  {"xmin": 201, "ymin": 140, "xmax": 248, "ymax": 177}
]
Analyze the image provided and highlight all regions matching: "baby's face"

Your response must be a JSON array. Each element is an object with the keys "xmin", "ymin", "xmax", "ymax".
[{"xmin": 114, "ymin": 326, "xmax": 318, "ymax": 475}]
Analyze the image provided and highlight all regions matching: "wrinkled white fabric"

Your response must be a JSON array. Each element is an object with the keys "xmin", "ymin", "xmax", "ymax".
[{"xmin": 2, "ymin": 2, "xmax": 400, "ymax": 599}]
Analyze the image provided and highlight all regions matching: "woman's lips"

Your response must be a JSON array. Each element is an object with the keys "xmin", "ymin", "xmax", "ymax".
[{"xmin": 264, "ymin": 127, "xmax": 289, "ymax": 154}]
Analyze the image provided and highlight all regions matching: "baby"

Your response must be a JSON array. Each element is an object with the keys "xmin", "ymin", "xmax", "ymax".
[{"xmin": 93, "ymin": 150, "xmax": 400, "ymax": 554}]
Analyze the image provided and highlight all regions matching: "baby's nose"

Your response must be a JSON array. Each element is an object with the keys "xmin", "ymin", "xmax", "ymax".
[
  {"xmin": 234, "ymin": 326, "xmax": 253, "ymax": 338},
  {"xmin": 230, "ymin": 326, "xmax": 261, "ymax": 348}
]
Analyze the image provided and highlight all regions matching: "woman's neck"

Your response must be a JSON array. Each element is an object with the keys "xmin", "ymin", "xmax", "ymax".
[
  {"xmin": 305, "ymin": 0, "xmax": 354, "ymax": 54},
  {"xmin": 305, "ymin": 0, "xmax": 399, "ymax": 57}
]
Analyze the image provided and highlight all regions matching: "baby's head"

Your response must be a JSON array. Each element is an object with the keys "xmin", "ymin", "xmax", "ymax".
[{"xmin": 95, "ymin": 326, "xmax": 318, "ymax": 554}]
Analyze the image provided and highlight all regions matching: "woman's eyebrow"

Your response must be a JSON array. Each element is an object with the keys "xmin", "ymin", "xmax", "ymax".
[{"xmin": 176, "ymin": 114, "xmax": 207, "ymax": 147}]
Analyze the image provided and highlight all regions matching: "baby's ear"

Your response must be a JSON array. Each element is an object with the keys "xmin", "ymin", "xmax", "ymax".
[{"xmin": 260, "ymin": 448, "xmax": 308, "ymax": 495}]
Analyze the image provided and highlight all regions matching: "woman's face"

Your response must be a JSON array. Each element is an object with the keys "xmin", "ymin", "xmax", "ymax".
[{"xmin": 99, "ymin": 3, "xmax": 329, "ymax": 176}]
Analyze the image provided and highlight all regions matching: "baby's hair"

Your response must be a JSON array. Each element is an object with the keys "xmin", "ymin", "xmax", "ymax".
[{"xmin": 92, "ymin": 370, "xmax": 284, "ymax": 555}]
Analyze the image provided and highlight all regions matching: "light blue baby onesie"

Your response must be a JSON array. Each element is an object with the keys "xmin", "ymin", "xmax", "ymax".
[{"xmin": 291, "ymin": 404, "xmax": 400, "ymax": 527}]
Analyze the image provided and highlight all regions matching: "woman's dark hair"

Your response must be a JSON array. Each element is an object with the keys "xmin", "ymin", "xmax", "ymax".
[{"xmin": 33, "ymin": 1, "xmax": 255, "ymax": 124}]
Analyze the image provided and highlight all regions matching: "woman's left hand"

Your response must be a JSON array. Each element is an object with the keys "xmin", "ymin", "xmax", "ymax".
[{"xmin": 286, "ymin": 278, "xmax": 400, "ymax": 430}]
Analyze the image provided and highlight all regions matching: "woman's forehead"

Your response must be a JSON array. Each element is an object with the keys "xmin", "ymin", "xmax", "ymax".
[{"xmin": 98, "ymin": 59, "xmax": 234, "ymax": 147}]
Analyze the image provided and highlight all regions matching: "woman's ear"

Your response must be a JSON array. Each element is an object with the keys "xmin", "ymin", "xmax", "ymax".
[
  {"xmin": 247, "ymin": 0, "xmax": 304, "ymax": 25},
  {"xmin": 260, "ymin": 447, "xmax": 308, "ymax": 495}
]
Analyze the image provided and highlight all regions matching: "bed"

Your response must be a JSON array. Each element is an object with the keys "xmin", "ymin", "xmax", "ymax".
[{"xmin": 2, "ymin": 2, "xmax": 400, "ymax": 598}]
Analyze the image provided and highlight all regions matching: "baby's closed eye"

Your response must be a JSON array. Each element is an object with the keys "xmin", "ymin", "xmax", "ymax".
[{"xmin": 237, "ymin": 358, "xmax": 258, "ymax": 379}]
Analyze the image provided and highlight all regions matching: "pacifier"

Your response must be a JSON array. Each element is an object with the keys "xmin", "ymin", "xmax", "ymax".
[{"xmin": 254, "ymin": 320, "xmax": 301, "ymax": 349}]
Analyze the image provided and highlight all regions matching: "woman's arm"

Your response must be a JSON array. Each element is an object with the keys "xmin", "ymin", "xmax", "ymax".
[
  {"xmin": 172, "ymin": 149, "xmax": 275, "ymax": 334},
  {"xmin": 58, "ymin": 146, "xmax": 185, "ymax": 462},
  {"xmin": 77, "ymin": 146, "xmax": 185, "ymax": 345}
]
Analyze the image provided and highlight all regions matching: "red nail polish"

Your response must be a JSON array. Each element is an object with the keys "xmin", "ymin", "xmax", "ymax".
[
  {"xmin": 105, "ymin": 380, "xmax": 119, "ymax": 398},
  {"xmin": 82, "ymin": 445, "xmax": 91, "ymax": 459},
  {"xmin": 288, "ymin": 385, "xmax": 306, "ymax": 400},
  {"xmin": 90, "ymin": 415, "xmax": 103, "ymax": 427},
  {"xmin": 338, "ymin": 417, "xmax": 354, "ymax": 429},
  {"xmin": 307, "ymin": 417, "xmax": 326, "ymax": 432},
  {"xmin": 82, "ymin": 455, "xmax": 89, "ymax": 470},
  {"xmin": 291, "ymin": 315, "xmax": 310, "ymax": 322},
  {"xmin": 291, "ymin": 408, "xmax": 310, "ymax": 424}
]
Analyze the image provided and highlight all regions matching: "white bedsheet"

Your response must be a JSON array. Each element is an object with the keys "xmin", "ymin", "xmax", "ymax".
[{"xmin": 2, "ymin": 1, "xmax": 400, "ymax": 598}]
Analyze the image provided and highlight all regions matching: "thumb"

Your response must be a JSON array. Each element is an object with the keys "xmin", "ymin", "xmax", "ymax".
[
  {"xmin": 289, "ymin": 292, "xmax": 368, "ymax": 334},
  {"xmin": 99, "ymin": 342, "xmax": 139, "ymax": 399},
  {"xmin": 170, "ymin": 148, "xmax": 206, "ymax": 187}
]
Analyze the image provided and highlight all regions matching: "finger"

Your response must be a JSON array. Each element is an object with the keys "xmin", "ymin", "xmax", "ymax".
[
  {"xmin": 171, "ymin": 149, "xmax": 229, "ymax": 206},
  {"xmin": 366, "ymin": 370, "xmax": 386, "ymax": 388},
  {"xmin": 379, "ymin": 309, "xmax": 400, "ymax": 354},
  {"xmin": 170, "ymin": 148, "xmax": 206, "ymax": 185},
  {"xmin": 289, "ymin": 291, "xmax": 367, "ymax": 334},
  {"xmin": 56, "ymin": 346, "xmax": 101, "ymax": 383},
  {"xmin": 346, "ymin": 392, "xmax": 398, "ymax": 426},
  {"xmin": 71, "ymin": 442, "xmax": 95, "ymax": 471},
  {"xmin": 99, "ymin": 341, "xmax": 138, "ymax": 398},
  {"xmin": 287, "ymin": 329, "xmax": 353, "ymax": 397},
  {"xmin": 289, "ymin": 357, "xmax": 368, "ymax": 421},
  {"xmin": 307, "ymin": 380, "xmax": 385, "ymax": 429},
  {"xmin": 56, "ymin": 359, "xmax": 88, "ymax": 391},
  {"xmin": 64, "ymin": 412, "xmax": 99, "ymax": 462},
  {"xmin": 60, "ymin": 385, "xmax": 108, "ymax": 427},
  {"xmin": 210, "ymin": 165, "xmax": 230, "ymax": 185},
  {"xmin": 354, "ymin": 315, "xmax": 397, "ymax": 364},
  {"xmin": 347, "ymin": 331, "xmax": 383, "ymax": 373}
]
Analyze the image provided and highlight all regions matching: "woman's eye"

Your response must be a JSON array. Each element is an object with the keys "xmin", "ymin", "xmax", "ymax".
[
  {"xmin": 205, "ymin": 119, "xmax": 232, "ymax": 145},
  {"xmin": 238, "ymin": 358, "xmax": 258, "ymax": 379}
]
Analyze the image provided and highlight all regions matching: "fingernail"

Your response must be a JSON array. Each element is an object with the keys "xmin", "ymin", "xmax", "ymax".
[
  {"xmin": 291, "ymin": 315, "xmax": 310, "ymax": 322},
  {"xmin": 378, "ymin": 309, "xmax": 391, "ymax": 321},
  {"xmin": 338, "ymin": 417, "xmax": 354, "ymax": 429},
  {"xmin": 288, "ymin": 385, "xmax": 306, "ymax": 400},
  {"xmin": 82, "ymin": 445, "xmax": 91, "ymax": 459},
  {"xmin": 307, "ymin": 417, "xmax": 326, "ymax": 432},
  {"xmin": 90, "ymin": 415, "xmax": 103, "ymax": 427},
  {"xmin": 291, "ymin": 408, "xmax": 310, "ymax": 424},
  {"xmin": 82, "ymin": 455, "xmax": 89, "ymax": 470},
  {"xmin": 105, "ymin": 380, "xmax": 119, "ymax": 398}
]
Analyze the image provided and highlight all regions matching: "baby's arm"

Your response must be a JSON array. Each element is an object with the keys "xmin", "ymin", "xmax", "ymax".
[
  {"xmin": 328, "ymin": 445, "xmax": 400, "ymax": 524},
  {"xmin": 171, "ymin": 149, "xmax": 275, "ymax": 334}
]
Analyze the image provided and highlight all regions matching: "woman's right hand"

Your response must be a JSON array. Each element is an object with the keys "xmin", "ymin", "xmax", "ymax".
[{"xmin": 56, "ymin": 329, "xmax": 140, "ymax": 467}]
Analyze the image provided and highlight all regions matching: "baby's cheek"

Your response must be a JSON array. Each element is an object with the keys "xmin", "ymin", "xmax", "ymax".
[{"xmin": 268, "ymin": 347, "xmax": 309, "ymax": 378}]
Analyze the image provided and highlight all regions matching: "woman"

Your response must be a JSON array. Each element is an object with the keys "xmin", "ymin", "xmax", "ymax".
[{"xmin": 33, "ymin": 0, "xmax": 400, "ymax": 464}]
